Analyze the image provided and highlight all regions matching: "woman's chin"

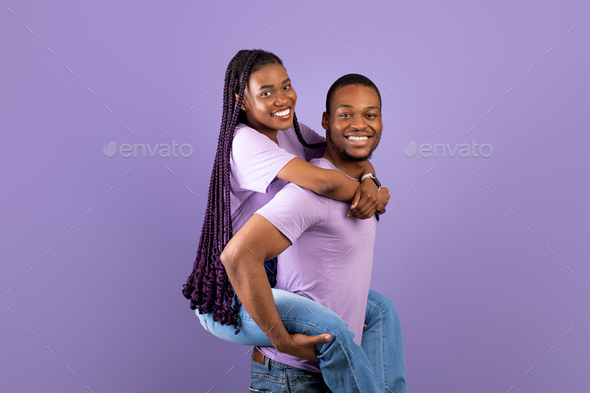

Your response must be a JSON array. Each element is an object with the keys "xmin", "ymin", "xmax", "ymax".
[{"xmin": 272, "ymin": 118, "xmax": 294, "ymax": 130}]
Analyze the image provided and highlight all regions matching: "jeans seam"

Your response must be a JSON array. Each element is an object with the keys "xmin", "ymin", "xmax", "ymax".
[
  {"xmin": 283, "ymin": 319, "xmax": 363, "ymax": 392},
  {"xmin": 198, "ymin": 311, "xmax": 211, "ymax": 333},
  {"xmin": 367, "ymin": 297, "xmax": 387, "ymax": 391},
  {"xmin": 251, "ymin": 371, "xmax": 285, "ymax": 384},
  {"xmin": 331, "ymin": 331, "xmax": 364, "ymax": 393}
]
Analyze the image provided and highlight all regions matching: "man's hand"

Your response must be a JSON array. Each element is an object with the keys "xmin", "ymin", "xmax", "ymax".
[
  {"xmin": 274, "ymin": 333, "xmax": 333, "ymax": 361},
  {"xmin": 376, "ymin": 187, "xmax": 390, "ymax": 215},
  {"xmin": 348, "ymin": 179, "xmax": 379, "ymax": 219}
]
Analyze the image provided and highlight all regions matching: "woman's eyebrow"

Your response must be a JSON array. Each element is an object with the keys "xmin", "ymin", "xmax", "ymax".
[{"xmin": 258, "ymin": 78, "xmax": 290, "ymax": 91}]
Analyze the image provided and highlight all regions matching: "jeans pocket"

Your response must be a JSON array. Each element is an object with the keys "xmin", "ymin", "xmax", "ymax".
[
  {"xmin": 289, "ymin": 373, "xmax": 327, "ymax": 393},
  {"xmin": 249, "ymin": 387, "xmax": 273, "ymax": 393},
  {"xmin": 250, "ymin": 372, "xmax": 284, "ymax": 384},
  {"xmin": 251, "ymin": 360, "xmax": 285, "ymax": 392},
  {"xmin": 250, "ymin": 372, "xmax": 283, "ymax": 393}
]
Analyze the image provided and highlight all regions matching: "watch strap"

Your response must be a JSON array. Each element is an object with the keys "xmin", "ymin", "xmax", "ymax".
[{"xmin": 361, "ymin": 173, "xmax": 381, "ymax": 190}]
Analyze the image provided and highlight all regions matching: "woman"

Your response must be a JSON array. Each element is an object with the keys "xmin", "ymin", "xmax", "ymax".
[{"xmin": 182, "ymin": 49, "xmax": 405, "ymax": 393}]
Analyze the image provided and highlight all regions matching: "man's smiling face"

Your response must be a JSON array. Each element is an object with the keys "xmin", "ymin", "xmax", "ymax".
[{"xmin": 322, "ymin": 84, "xmax": 383, "ymax": 162}]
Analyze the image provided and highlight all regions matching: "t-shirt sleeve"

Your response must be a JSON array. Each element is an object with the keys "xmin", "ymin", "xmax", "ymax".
[
  {"xmin": 231, "ymin": 126, "xmax": 297, "ymax": 193},
  {"xmin": 298, "ymin": 122, "xmax": 327, "ymax": 161},
  {"xmin": 255, "ymin": 183, "xmax": 328, "ymax": 244}
]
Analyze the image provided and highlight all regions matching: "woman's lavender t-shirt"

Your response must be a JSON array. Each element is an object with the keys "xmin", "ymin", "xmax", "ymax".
[
  {"xmin": 255, "ymin": 158, "xmax": 377, "ymax": 373},
  {"xmin": 229, "ymin": 122, "xmax": 325, "ymax": 232}
]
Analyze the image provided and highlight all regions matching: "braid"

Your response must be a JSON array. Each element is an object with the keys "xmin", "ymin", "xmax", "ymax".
[
  {"xmin": 292, "ymin": 113, "xmax": 327, "ymax": 149},
  {"xmin": 182, "ymin": 50, "xmax": 276, "ymax": 334}
]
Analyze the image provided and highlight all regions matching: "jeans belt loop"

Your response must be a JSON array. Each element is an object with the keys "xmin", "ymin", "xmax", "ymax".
[{"xmin": 264, "ymin": 354, "xmax": 271, "ymax": 371}]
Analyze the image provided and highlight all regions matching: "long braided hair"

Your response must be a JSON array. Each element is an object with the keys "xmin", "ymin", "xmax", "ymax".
[{"xmin": 182, "ymin": 49, "xmax": 326, "ymax": 333}]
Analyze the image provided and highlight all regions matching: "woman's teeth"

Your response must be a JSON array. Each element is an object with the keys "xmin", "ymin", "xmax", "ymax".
[
  {"xmin": 347, "ymin": 136, "xmax": 368, "ymax": 141},
  {"xmin": 272, "ymin": 108, "xmax": 290, "ymax": 117}
]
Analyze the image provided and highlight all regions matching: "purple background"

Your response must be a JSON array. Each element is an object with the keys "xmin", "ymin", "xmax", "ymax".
[{"xmin": 2, "ymin": 1, "xmax": 589, "ymax": 392}]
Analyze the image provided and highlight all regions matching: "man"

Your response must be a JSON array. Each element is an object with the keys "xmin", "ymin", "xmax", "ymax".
[{"xmin": 221, "ymin": 74, "xmax": 406, "ymax": 393}]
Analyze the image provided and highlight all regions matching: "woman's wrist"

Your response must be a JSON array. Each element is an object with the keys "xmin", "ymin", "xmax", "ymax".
[
  {"xmin": 361, "ymin": 160, "xmax": 377, "ymax": 179},
  {"xmin": 361, "ymin": 173, "xmax": 381, "ymax": 190}
]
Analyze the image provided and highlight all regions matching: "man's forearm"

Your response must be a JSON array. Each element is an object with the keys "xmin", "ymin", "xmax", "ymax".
[{"xmin": 221, "ymin": 252, "xmax": 290, "ymax": 349}]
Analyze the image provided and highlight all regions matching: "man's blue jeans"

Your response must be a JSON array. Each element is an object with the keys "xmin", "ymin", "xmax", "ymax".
[
  {"xmin": 197, "ymin": 288, "xmax": 407, "ymax": 393},
  {"xmin": 249, "ymin": 354, "xmax": 330, "ymax": 393}
]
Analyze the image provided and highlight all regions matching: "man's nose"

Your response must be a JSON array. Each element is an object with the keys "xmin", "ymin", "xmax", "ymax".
[{"xmin": 350, "ymin": 115, "xmax": 367, "ymax": 130}]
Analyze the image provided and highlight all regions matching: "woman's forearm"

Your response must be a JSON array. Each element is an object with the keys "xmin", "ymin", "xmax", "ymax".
[
  {"xmin": 363, "ymin": 160, "xmax": 377, "ymax": 177},
  {"xmin": 276, "ymin": 157, "xmax": 380, "ymax": 218},
  {"xmin": 277, "ymin": 157, "xmax": 360, "ymax": 202},
  {"xmin": 321, "ymin": 170, "xmax": 361, "ymax": 201}
]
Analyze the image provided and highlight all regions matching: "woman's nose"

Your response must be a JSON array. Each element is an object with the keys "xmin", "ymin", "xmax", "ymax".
[{"xmin": 274, "ymin": 90, "xmax": 289, "ymax": 105}]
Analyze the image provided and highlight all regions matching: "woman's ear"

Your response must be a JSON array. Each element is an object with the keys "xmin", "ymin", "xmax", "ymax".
[{"xmin": 236, "ymin": 93, "xmax": 248, "ymax": 111}]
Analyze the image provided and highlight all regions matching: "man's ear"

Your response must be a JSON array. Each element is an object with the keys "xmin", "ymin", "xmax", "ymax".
[{"xmin": 321, "ymin": 111, "xmax": 329, "ymax": 130}]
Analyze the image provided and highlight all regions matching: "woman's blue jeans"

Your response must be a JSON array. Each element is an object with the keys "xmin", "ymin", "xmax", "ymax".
[{"xmin": 197, "ymin": 288, "xmax": 407, "ymax": 393}]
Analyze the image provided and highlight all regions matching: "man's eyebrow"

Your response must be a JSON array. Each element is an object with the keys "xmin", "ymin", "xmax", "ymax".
[
  {"xmin": 258, "ymin": 78, "xmax": 291, "ymax": 91},
  {"xmin": 335, "ymin": 104, "xmax": 380, "ymax": 111}
]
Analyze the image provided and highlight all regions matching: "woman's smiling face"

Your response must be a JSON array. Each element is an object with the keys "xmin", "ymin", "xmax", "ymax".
[{"xmin": 238, "ymin": 63, "xmax": 297, "ymax": 133}]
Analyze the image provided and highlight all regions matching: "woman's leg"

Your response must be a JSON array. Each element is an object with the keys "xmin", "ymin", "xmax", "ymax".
[
  {"xmin": 361, "ymin": 290, "xmax": 407, "ymax": 393},
  {"xmin": 197, "ymin": 298, "xmax": 272, "ymax": 346},
  {"xmin": 197, "ymin": 288, "xmax": 385, "ymax": 393}
]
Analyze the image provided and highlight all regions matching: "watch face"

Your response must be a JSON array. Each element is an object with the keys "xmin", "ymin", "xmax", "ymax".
[{"xmin": 370, "ymin": 175, "xmax": 381, "ymax": 188}]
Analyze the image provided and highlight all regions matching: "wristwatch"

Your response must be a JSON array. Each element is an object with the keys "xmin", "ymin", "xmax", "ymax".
[{"xmin": 361, "ymin": 173, "xmax": 381, "ymax": 190}]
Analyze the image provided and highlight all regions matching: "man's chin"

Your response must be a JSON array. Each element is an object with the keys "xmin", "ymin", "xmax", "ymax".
[
  {"xmin": 345, "ymin": 153, "xmax": 372, "ymax": 162},
  {"xmin": 347, "ymin": 148, "xmax": 375, "ymax": 162}
]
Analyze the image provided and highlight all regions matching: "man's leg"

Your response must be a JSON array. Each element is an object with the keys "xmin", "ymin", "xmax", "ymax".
[
  {"xmin": 361, "ymin": 290, "xmax": 407, "ymax": 393},
  {"xmin": 199, "ymin": 288, "xmax": 385, "ymax": 393},
  {"xmin": 248, "ymin": 352, "xmax": 286, "ymax": 393}
]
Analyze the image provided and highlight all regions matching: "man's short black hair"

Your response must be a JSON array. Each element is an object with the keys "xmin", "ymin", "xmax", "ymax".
[{"xmin": 325, "ymin": 73, "xmax": 382, "ymax": 114}]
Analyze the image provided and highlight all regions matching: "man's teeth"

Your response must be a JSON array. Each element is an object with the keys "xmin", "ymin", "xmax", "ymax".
[
  {"xmin": 347, "ymin": 136, "xmax": 368, "ymax": 141},
  {"xmin": 272, "ymin": 108, "xmax": 290, "ymax": 117}
]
